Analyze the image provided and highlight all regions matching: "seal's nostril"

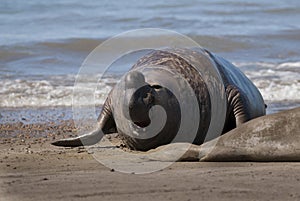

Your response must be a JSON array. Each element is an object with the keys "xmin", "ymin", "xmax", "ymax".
[
  {"xmin": 152, "ymin": 85, "xmax": 162, "ymax": 89},
  {"xmin": 134, "ymin": 120, "xmax": 151, "ymax": 128}
]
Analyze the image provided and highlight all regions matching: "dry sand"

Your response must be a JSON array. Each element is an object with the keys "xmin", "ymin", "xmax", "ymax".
[{"xmin": 1, "ymin": 119, "xmax": 300, "ymax": 201}]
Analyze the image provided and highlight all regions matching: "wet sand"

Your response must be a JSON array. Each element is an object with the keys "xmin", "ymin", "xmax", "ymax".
[{"xmin": 1, "ymin": 112, "xmax": 300, "ymax": 201}]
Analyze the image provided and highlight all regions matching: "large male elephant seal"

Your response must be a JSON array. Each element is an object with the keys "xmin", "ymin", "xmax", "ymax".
[{"xmin": 52, "ymin": 47, "xmax": 266, "ymax": 151}]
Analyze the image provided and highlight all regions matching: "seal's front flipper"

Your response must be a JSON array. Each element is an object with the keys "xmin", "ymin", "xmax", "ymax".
[
  {"xmin": 51, "ymin": 95, "xmax": 116, "ymax": 147},
  {"xmin": 226, "ymin": 85, "xmax": 251, "ymax": 128},
  {"xmin": 97, "ymin": 94, "xmax": 117, "ymax": 134},
  {"xmin": 51, "ymin": 128, "xmax": 103, "ymax": 147}
]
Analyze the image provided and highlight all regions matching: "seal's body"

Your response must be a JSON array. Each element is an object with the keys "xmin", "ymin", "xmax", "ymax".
[
  {"xmin": 148, "ymin": 107, "xmax": 300, "ymax": 162},
  {"xmin": 52, "ymin": 48, "xmax": 266, "ymax": 151}
]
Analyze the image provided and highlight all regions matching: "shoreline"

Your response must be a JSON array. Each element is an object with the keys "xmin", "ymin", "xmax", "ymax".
[{"xmin": 1, "ymin": 100, "xmax": 299, "ymax": 123}]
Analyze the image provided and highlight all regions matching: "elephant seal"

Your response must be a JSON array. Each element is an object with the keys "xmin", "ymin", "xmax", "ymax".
[
  {"xmin": 148, "ymin": 107, "xmax": 300, "ymax": 162},
  {"xmin": 52, "ymin": 47, "xmax": 266, "ymax": 151}
]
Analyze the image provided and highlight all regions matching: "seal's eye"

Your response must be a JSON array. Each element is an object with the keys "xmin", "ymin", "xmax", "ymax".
[{"xmin": 142, "ymin": 93, "xmax": 148, "ymax": 99}]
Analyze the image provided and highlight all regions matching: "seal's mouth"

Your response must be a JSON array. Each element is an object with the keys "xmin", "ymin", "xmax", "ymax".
[{"xmin": 134, "ymin": 120, "xmax": 150, "ymax": 128}]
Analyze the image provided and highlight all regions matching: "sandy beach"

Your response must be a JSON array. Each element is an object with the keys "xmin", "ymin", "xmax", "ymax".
[
  {"xmin": 1, "ymin": 117, "xmax": 300, "ymax": 201},
  {"xmin": 1, "ymin": 0, "xmax": 300, "ymax": 200}
]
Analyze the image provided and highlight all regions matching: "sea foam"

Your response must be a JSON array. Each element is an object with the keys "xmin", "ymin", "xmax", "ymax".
[{"xmin": 0, "ymin": 61, "xmax": 299, "ymax": 108}]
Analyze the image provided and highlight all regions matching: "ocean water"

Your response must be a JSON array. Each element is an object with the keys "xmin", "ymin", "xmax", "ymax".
[{"xmin": 0, "ymin": 0, "xmax": 299, "ymax": 115}]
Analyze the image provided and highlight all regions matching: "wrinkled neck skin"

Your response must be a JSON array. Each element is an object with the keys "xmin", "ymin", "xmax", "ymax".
[{"xmin": 121, "ymin": 84, "xmax": 181, "ymax": 151}]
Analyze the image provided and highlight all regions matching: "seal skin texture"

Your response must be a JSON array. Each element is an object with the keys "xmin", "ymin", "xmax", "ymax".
[
  {"xmin": 51, "ymin": 48, "xmax": 266, "ymax": 151},
  {"xmin": 148, "ymin": 107, "xmax": 299, "ymax": 162}
]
